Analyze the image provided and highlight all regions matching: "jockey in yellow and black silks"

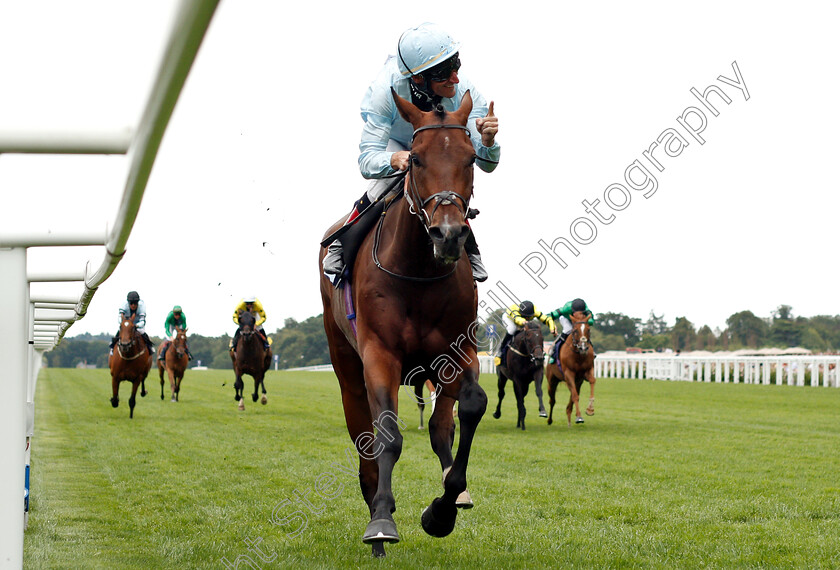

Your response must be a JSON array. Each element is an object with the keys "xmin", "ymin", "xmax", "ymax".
[
  {"xmin": 231, "ymin": 296, "xmax": 270, "ymax": 351},
  {"xmin": 495, "ymin": 301, "xmax": 556, "ymax": 365}
]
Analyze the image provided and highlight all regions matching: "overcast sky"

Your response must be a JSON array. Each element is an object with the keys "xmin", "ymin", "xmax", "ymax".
[{"xmin": 2, "ymin": 1, "xmax": 839, "ymax": 340}]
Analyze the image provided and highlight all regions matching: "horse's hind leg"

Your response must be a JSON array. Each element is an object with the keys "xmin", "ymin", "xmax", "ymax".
[
  {"xmin": 260, "ymin": 375, "xmax": 268, "ymax": 405},
  {"xmin": 492, "ymin": 372, "xmax": 506, "ymax": 419},
  {"xmin": 423, "ymin": 367, "xmax": 487, "ymax": 538}
]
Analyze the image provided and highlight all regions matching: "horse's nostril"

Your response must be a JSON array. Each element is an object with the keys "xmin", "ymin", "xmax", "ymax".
[
  {"xmin": 428, "ymin": 226, "xmax": 444, "ymax": 242},
  {"xmin": 459, "ymin": 225, "xmax": 470, "ymax": 240}
]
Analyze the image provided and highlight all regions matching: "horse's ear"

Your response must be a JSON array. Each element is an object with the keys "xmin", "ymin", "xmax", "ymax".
[
  {"xmin": 452, "ymin": 89, "xmax": 473, "ymax": 125},
  {"xmin": 392, "ymin": 87, "xmax": 423, "ymax": 126}
]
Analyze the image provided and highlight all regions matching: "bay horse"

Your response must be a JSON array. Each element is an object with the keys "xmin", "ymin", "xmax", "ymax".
[
  {"xmin": 492, "ymin": 320, "xmax": 546, "ymax": 430},
  {"xmin": 108, "ymin": 317, "xmax": 152, "ymax": 418},
  {"xmin": 230, "ymin": 310, "xmax": 271, "ymax": 410},
  {"xmin": 546, "ymin": 311, "xmax": 596, "ymax": 426},
  {"xmin": 158, "ymin": 326, "xmax": 189, "ymax": 402},
  {"xmin": 319, "ymin": 89, "xmax": 487, "ymax": 557}
]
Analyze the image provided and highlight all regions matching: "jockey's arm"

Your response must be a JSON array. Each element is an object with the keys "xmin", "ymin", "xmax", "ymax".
[
  {"xmin": 537, "ymin": 312, "xmax": 557, "ymax": 335},
  {"xmin": 254, "ymin": 302, "xmax": 267, "ymax": 327}
]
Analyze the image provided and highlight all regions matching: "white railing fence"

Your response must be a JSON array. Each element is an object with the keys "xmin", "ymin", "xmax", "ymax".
[
  {"xmin": 595, "ymin": 355, "xmax": 840, "ymax": 387},
  {"xmin": 0, "ymin": 2, "xmax": 219, "ymax": 567}
]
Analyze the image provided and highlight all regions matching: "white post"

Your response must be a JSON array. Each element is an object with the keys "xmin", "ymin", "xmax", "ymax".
[{"xmin": 0, "ymin": 247, "xmax": 27, "ymax": 568}]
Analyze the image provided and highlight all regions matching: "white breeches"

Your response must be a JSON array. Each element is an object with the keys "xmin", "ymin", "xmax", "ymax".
[{"xmin": 558, "ymin": 315, "xmax": 573, "ymax": 335}]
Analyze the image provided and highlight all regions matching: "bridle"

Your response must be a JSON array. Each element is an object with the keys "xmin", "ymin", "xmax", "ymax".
[
  {"xmin": 116, "ymin": 320, "xmax": 146, "ymax": 361},
  {"xmin": 571, "ymin": 321, "xmax": 590, "ymax": 355},
  {"xmin": 508, "ymin": 325, "xmax": 545, "ymax": 365},
  {"xmin": 404, "ymin": 124, "xmax": 473, "ymax": 229},
  {"xmin": 373, "ymin": 123, "xmax": 487, "ymax": 283}
]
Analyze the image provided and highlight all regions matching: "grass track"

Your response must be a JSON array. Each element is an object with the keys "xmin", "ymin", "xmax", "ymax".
[{"xmin": 25, "ymin": 368, "xmax": 840, "ymax": 569}]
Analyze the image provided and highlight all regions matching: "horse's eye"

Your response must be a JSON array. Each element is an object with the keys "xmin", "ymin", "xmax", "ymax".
[{"xmin": 411, "ymin": 155, "xmax": 422, "ymax": 167}]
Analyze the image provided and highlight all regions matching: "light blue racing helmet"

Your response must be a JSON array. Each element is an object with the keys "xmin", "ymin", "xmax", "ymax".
[{"xmin": 396, "ymin": 22, "xmax": 460, "ymax": 78}]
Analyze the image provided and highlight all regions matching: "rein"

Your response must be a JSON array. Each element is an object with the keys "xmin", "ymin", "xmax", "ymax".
[{"xmin": 117, "ymin": 340, "xmax": 146, "ymax": 361}]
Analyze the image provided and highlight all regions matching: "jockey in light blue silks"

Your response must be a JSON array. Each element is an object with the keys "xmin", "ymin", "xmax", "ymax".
[
  {"xmin": 109, "ymin": 290, "xmax": 155, "ymax": 354},
  {"xmin": 322, "ymin": 22, "xmax": 501, "ymax": 286}
]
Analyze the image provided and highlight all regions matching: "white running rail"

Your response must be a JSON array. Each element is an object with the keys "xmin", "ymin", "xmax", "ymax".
[
  {"xmin": 0, "ymin": 1, "xmax": 220, "ymax": 567},
  {"xmin": 596, "ymin": 354, "xmax": 840, "ymax": 387}
]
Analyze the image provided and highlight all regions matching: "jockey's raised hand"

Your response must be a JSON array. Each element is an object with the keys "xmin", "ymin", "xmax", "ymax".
[{"xmin": 476, "ymin": 101, "xmax": 498, "ymax": 148}]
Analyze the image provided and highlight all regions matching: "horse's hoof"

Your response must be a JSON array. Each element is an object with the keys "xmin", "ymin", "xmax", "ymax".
[
  {"xmin": 171, "ymin": 396, "xmax": 176, "ymax": 403},
  {"xmin": 141, "ymin": 390, "xmax": 147, "ymax": 398},
  {"xmin": 234, "ymin": 395, "xmax": 241, "ymax": 402},
  {"xmin": 455, "ymin": 489, "xmax": 474, "ymax": 509},
  {"xmin": 261, "ymin": 395, "xmax": 267, "ymax": 405},
  {"xmin": 576, "ymin": 417, "xmax": 585, "ymax": 424},
  {"xmin": 238, "ymin": 401, "xmax": 245, "ymax": 411},
  {"xmin": 362, "ymin": 518, "xmax": 399, "ymax": 544},
  {"xmin": 539, "ymin": 410, "xmax": 548, "ymax": 418},
  {"xmin": 110, "ymin": 397, "xmax": 119, "ymax": 408},
  {"xmin": 585, "ymin": 410, "xmax": 595, "ymax": 416},
  {"xmin": 421, "ymin": 498, "xmax": 457, "ymax": 538},
  {"xmin": 492, "ymin": 411, "xmax": 501, "ymax": 419},
  {"xmin": 371, "ymin": 543, "xmax": 386, "ymax": 558},
  {"xmin": 418, "ymin": 425, "xmax": 425, "ymax": 430},
  {"xmin": 251, "ymin": 393, "xmax": 259, "ymax": 403}
]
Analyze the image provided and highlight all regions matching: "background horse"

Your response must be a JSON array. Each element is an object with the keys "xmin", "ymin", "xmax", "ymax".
[
  {"xmin": 546, "ymin": 311, "xmax": 596, "ymax": 426},
  {"xmin": 492, "ymin": 320, "xmax": 546, "ymax": 430},
  {"xmin": 319, "ymin": 90, "xmax": 486, "ymax": 557},
  {"xmin": 230, "ymin": 311, "xmax": 271, "ymax": 410},
  {"xmin": 158, "ymin": 326, "xmax": 189, "ymax": 402},
  {"xmin": 108, "ymin": 317, "xmax": 152, "ymax": 418}
]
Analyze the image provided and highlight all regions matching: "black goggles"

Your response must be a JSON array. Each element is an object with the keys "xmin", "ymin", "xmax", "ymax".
[{"xmin": 424, "ymin": 53, "xmax": 460, "ymax": 82}]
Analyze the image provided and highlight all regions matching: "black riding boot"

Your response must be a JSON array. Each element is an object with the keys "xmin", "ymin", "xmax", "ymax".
[
  {"xmin": 464, "ymin": 230, "xmax": 488, "ymax": 282},
  {"xmin": 142, "ymin": 332, "xmax": 155, "ymax": 354},
  {"xmin": 323, "ymin": 191, "xmax": 372, "ymax": 282},
  {"xmin": 158, "ymin": 343, "xmax": 167, "ymax": 361},
  {"xmin": 495, "ymin": 332, "xmax": 513, "ymax": 364}
]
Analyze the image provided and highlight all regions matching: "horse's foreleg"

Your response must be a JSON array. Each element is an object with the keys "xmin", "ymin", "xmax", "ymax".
[
  {"xmin": 585, "ymin": 373, "xmax": 596, "ymax": 416},
  {"xmin": 168, "ymin": 368, "xmax": 177, "ymax": 402},
  {"xmin": 533, "ymin": 368, "xmax": 547, "ymax": 417},
  {"xmin": 110, "ymin": 376, "xmax": 120, "ymax": 408},
  {"xmin": 259, "ymin": 375, "xmax": 268, "ymax": 405},
  {"xmin": 547, "ymin": 370, "xmax": 557, "ymax": 425},
  {"xmin": 423, "ymin": 367, "xmax": 486, "ymax": 538},
  {"xmin": 492, "ymin": 372, "xmax": 506, "ymax": 419},
  {"xmin": 360, "ymin": 354, "xmax": 403, "ymax": 545},
  {"xmin": 129, "ymin": 380, "xmax": 140, "ymax": 419},
  {"xmin": 564, "ymin": 370, "xmax": 580, "ymax": 427},
  {"xmin": 512, "ymin": 378, "xmax": 527, "ymax": 430}
]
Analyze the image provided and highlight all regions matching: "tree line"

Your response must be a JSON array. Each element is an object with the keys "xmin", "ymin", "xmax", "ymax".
[
  {"xmin": 42, "ymin": 304, "xmax": 840, "ymax": 369},
  {"xmin": 43, "ymin": 315, "xmax": 331, "ymax": 370},
  {"xmin": 592, "ymin": 304, "xmax": 840, "ymax": 353}
]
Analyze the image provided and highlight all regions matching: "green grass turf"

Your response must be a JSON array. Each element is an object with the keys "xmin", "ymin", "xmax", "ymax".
[{"xmin": 24, "ymin": 368, "xmax": 840, "ymax": 569}]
